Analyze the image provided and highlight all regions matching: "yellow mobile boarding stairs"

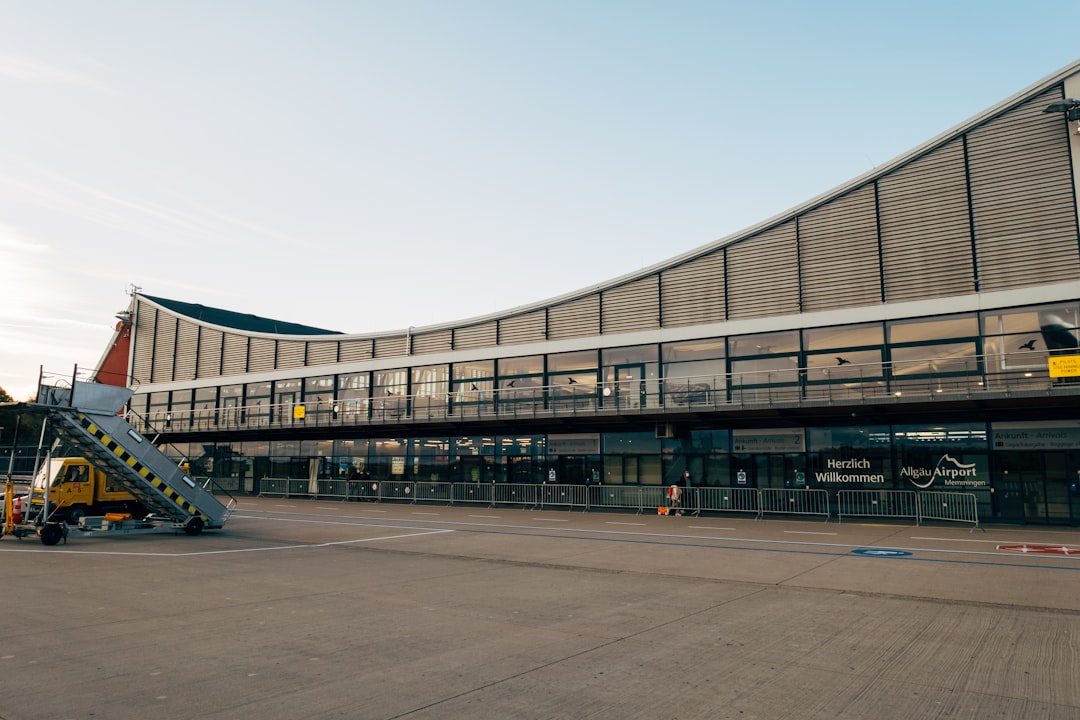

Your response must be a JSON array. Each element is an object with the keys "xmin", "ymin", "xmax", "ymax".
[{"xmin": 34, "ymin": 381, "xmax": 235, "ymax": 544}]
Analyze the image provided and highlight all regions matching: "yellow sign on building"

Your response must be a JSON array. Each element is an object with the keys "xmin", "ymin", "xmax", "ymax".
[
  {"xmin": 1048, "ymin": 356, "xmax": 1080, "ymax": 378},
  {"xmin": 293, "ymin": 405, "xmax": 306, "ymax": 419}
]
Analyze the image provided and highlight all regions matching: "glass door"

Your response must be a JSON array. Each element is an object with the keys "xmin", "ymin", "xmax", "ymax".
[{"xmin": 613, "ymin": 364, "xmax": 646, "ymax": 410}]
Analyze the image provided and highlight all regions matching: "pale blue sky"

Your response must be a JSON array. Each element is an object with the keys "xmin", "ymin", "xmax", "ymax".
[{"xmin": 1, "ymin": 1, "xmax": 1078, "ymax": 401}]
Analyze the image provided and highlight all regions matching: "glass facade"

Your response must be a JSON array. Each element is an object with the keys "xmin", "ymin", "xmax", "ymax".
[{"xmin": 135, "ymin": 300, "xmax": 1080, "ymax": 526}]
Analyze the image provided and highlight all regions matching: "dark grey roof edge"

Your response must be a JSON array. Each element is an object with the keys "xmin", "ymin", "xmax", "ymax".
[{"xmin": 141, "ymin": 295, "xmax": 342, "ymax": 336}]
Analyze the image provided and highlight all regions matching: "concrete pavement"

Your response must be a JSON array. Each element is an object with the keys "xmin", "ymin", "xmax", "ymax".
[{"xmin": 1, "ymin": 497, "xmax": 1077, "ymax": 719}]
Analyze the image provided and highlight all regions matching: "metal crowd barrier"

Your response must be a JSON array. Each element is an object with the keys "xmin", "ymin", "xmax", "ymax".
[
  {"xmin": 837, "ymin": 490, "xmax": 918, "ymax": 523},
  {"xmin": 759, "ymin": 488, "xmax": 831, "ymax": 520},
  {"xmin": 698, "ymin": 487, "xmax": 760, "ymax": 515},
  {"xmin": 917, "ymin": 491, "xmax": 980, "ymax": 530},
  {"xmin": 254, "ymin": 480, "xmax": 979, "ymax": 527}
]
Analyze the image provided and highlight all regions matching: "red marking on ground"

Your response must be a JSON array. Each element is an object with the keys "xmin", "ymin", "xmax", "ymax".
[{"xmin": 996, "ymin": 543, "xmax": 1080, "ymax": 556}]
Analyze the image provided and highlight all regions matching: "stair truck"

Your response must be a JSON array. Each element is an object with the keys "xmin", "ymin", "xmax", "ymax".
[
  {"xmin": 3, "ymin": 380, "xmax": 235, "ymax": 545},
  {"xmin": 29, "ymin": 457, "xmax": 151, "ymax": 525}
]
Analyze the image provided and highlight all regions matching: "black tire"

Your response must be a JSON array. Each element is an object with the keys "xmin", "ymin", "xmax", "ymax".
[
  {"xmin": 40, "ymin": 523, "xmax": 64, "ymax": 546},
  {"xmin": 66, "ymin": 505, "xmax": 87, "ymax": 526},
  {"xmin": 184, "ymin": 516, "xmax": 205, "ymax": 536}
]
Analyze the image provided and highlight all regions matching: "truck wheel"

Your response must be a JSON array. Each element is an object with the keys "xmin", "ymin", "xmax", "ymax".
[
  {"xmin": 40, "ymin": 524, "xmax": 64, "ymax": 546},
  {"xmin": 184, "ymin": 516, "xmax": 205, "ymax": 536},
  {"xmin": 66, "ymin": 505, "xmax": 87, "ymax": 526}
]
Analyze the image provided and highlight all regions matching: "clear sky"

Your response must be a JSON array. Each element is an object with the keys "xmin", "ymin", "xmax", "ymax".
[{"xmin": 1, "ymin": 1, "xmax": 1078, "ymax": 402}]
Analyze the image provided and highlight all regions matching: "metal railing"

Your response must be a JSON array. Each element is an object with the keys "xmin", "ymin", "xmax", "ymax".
[
  {"xmin": 126, "ymin": 351, "xmax": 1079, "ymax": 435},
  {"xmin": 250, "ymin": 481, "xmax": 979, "ymax": 527}
]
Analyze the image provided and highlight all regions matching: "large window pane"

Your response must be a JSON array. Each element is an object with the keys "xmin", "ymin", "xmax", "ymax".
[
  {"xmin": 888, "ymin": 314, "xmax": 977, "ymax": 344},
  {"xmin": 729, "ymin": 330, "xmax": 799, "ymax": 357}
]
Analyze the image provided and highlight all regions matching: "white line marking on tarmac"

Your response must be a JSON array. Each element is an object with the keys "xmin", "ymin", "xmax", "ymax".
[
  {"xmin": 607, "ymin": 522, "xmax": 646, "ymax": 526},
  {"xmin": 469, "ymin": 515, "xmax": 500, "ymax": 519},
  {"xmin": 534, "ymin": 518, "xmax": 569, "ymax": 522},
  {"xmin": 689, "ymin": 526, "xmax": 736, "ymax": 531},
  {"xmin": 0, "ymin": 529, "xmax": 455, "ymax": 557},
  {"xmin": 785, "ymin": 531, "xmax": 838, "ymax": 536},
  {"xmin": 412, "ymin": 512, "xmax": 441, "ymax": 516}
]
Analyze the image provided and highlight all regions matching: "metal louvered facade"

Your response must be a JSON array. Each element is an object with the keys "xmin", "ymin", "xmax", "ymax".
[
  {"xmin": 151, "ymin": 314, "xmax": 177, "ymax": 383},
  {"xmin": 968, "ymin": 90, "xmax": 1080, "ymax": 291},
  {"xmin": 174, "ymin": 319, "xmax": 199, "ymax": 382},
  {"xmin": 276, "ymin": 340, "xmax": 306, "ymax": 370},
  {"xmin": 247, "ymin": 337, "xmax": 275, "ymax": 373},
  {"xmin": 412, "ymin": 329, "xmax": 452, "ymax": 355},
  {"xmin": 878, "ymin": 140, "xmax": 975, "ymax": 302},
  {"xmin": 196, "ymin": 326, "xmax": 223, "ymax": 379},
  {"xmin": 454, "ymin": 322, "xmax": 497, "ymax": 350},
  {"xmin": 727, "ymin": 222, "xmax": 800, "ymax": 320},
  {"xmin": 660, "ymin": 251, "xmax": 725, "ymax": 327},
  {"xmin": 800, "ymin": 185, "xmax": 882, "ymax": 312},
  {"xmin": 131, "ymin": 305, "xmax": 156, "ymax": 385},
  {"xmin": 306, "ymin": 341, "xmax": 338, "ymax": 366},
  {"xmin": 603, "ymin": 277, "xmax": 659, "ymax": 334},
  {"xmin": 498, "ymin": 311, "xmax": 547, "ymax": 345},
  {"xmin": 548, "ymin": 295, "xmax": 600, "ymax": 340},
  {"xmin": 222, "ymin": 333, "xmax": 248, "ymax": 375}
]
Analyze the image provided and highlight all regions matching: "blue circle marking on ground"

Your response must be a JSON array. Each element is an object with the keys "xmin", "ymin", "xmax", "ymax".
[{"xmin": 852, "ymin": 548, "xmax": 913, "ymax": 557}]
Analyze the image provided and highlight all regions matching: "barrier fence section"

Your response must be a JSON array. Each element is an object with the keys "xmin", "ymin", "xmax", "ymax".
[
  {"xmin": 698, "ymin": 487, "xmax": 760, "ymax": 516},
  {"xmin": 253, "ymin": 480, "xmax": 979, "ymax": 527},
  {"xmin": 759, "ymin": 488, "xmax": 831, "ymax": 521},
  {"xmin": 917, "ymin": 491, "xmax": 980, "ymax": 529},
  {"xmin": 837, "ymin": 490, "xmax": 918, "ymax": 523}
]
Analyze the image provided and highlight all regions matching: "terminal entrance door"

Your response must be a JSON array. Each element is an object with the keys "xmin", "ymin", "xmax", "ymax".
[{"xmin": 995, "ymin": 451, "xmax": 1078, "ymax": 525}]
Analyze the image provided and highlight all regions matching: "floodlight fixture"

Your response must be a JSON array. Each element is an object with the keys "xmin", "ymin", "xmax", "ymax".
[{"xmin": 1044, "ymin": 98, "xmax": 1080, "ymax": 132}]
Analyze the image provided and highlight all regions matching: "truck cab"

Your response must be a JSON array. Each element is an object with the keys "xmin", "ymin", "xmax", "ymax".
[{"xmin": 31, "ymin": 458, "xmax": 149, "ymax": 525}]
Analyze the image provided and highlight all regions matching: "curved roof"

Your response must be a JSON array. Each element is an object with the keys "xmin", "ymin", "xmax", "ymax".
[{"xmin": 143, "ymin": 295, "xmax": 341, "ymax": 336}]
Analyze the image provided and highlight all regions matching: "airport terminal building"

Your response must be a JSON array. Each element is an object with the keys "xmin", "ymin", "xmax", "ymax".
[{"xmin": 91, "ymin": 61, "xmax": 1080, "ymax": 526}]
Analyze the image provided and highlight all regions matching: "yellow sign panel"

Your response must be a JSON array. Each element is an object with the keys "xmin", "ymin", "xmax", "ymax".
[
  {"xmin": 292, "ymin": 405, "xmax": 306, "ymax": 419},
  {"xmin": 1048, "ymin": 356, "xmax": 1080, "ymax": 378}
]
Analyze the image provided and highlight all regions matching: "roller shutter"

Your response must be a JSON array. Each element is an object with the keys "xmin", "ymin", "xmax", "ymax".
[
  {"xmin": 878, "ymin": 140, "xmax": 974, "ymax": 302},
  {"xmin": 660, "ymin": 251, "xmax": 725, "ymax": 327},
  {"xmin": 549, "ymin": 294, "xmax": 600, "ymax": 340},
  {"xmin": 726, "ymin": 222, "xmax": 799, "ymax": 319},
  {"xmin": 800, "ymin": 184, "xmax": 881, "ymax": 311},
  {"xmin": 602, "ymin": 276, "xmax": 659, "ymax": 334},
  {"xmin": 968, "ymin": 89, "xmax": 1080, "ymax": 291},
  {"xmin": 498, "ymin": 311, "xmax": 546, "ymax": 345}
]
